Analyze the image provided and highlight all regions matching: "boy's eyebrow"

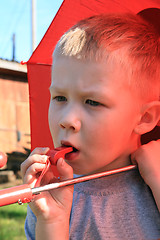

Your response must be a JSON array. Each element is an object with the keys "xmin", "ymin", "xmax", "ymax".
[
  {"xmin": 49, "ymin": 84, "xmax": 115, "ymax": 104},
  {"xmin": 49, "ymin": 85, "xmax": 63, "ymax": 92},
  {"xmin": 49, "ymin": 85, "xmax": 105, "ymax": 95}
]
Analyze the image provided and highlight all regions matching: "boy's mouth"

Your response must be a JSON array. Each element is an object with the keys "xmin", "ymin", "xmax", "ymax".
[
  {"xmin": 71, "ymin": 147, "xmax": 79, "ymax": 153},
  {"xmin": 61, "ymin": 141, "xmax": 79, "ymax": 160},
  {"xmin": 61, "ymin": 141, "xmax": 79, "ymax": 152}
]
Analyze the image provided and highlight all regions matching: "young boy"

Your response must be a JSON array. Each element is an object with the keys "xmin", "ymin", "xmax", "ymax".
[{"xmin": 21, "ymin": 13, "xmax": 160, "ymax": 239}]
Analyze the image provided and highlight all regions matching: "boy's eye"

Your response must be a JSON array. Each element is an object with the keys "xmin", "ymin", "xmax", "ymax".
[
  {"xmin": 54, "ymin": 96, "xmax": 67, "ymax": 102},
  {"xmin": 85, "ymin": 99, "xmax": 101, "ymax": 106}
]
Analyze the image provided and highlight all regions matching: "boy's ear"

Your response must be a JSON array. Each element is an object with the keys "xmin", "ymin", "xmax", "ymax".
[{"xmin": 134, "ymin": 101, "xmax": 160, "ymax": 135}]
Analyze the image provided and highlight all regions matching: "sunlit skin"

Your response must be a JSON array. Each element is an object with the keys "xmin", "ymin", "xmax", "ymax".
[{"xmin": 48, "ymin": 55, "xmax": 143, "ymax": 175}]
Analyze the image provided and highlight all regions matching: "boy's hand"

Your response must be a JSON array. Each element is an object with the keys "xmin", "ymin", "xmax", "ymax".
[
  {"xmin": 131, "ymin": 140, "xmax": 160, "ymax": 212},
  {"xmin": 21, "ymin": 147, "xmax": 74, "ymax": 224},
  {"xmin": 131, "ymin": 140, "xmax": 160, "ymax": 189}
]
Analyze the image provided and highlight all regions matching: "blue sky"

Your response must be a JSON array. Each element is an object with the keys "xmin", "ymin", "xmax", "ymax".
[{"xmin": 0, "ymin": 0, "xmax": 63, "ymax": 62}]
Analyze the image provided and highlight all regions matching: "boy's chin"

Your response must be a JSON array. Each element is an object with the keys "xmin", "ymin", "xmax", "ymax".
[
  {"xmin": 73, "ymin": 167, "xmax": 107, "ymax": 176},
  {"xmin": 73, "ymin": 168, "xmax": 93, "ymax": 176}
]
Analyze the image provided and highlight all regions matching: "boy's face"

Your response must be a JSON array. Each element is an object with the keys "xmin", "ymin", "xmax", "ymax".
[{"xmin": 49, "ymin": 55, "xmax": 141, "ymax": 175}]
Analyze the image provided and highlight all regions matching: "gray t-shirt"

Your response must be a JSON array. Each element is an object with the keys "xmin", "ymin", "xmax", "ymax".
[{"xmin": 25, "ymin": 170, "xmax": 160, "ymax": 239}]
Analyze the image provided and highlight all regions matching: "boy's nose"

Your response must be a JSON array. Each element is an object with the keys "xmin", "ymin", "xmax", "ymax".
[
  {"xmin": 59, "ymin": 110, "xmax": 81, "ymax": 133},
  {"xmin": 60, "ymin": 120, "xmax": 81, "ymax": 132}
]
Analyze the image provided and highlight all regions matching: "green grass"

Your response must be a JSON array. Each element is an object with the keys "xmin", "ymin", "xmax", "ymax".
[{"xmin": 0, "ymin": 203, "xmax": 27, "ymax": 240}]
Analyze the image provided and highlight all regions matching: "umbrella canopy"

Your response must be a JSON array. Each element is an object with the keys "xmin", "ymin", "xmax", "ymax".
[{"xmin": 27, "ymin": 0, "xmax": 160, "ymax": 155}]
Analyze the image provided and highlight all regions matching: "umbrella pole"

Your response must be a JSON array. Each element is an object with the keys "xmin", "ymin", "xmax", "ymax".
[{"xmin": 32, "ymin": 165, "xmax": 137, "ymax": 195}]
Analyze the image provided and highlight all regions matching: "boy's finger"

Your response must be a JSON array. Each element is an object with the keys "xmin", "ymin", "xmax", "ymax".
[
  {"xmin": 56, "ymin": 158, "xmax": 73, "ymax": 181},
  {"xmin": 23, "ymin": 162, "xmax": 47, "ymax": 183},
  {"xmin": 21, "ymin": 147, "xmax": 49, "ymax": 176},
  {"xmin": 30, "ymin": 147, "xmax": 50, "ymax": 156},
  {"xmin": 21, "ymin": 154, "xmax": 48, "ymax": 178}
]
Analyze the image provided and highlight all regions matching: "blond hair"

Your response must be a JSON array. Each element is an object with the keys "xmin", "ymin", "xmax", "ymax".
[{"xmin": 54, "ymin": 13, "xmax": 160, "ymax": 101}]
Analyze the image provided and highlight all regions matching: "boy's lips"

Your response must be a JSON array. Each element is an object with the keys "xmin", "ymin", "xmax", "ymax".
[
  {"xmin": 61, "ymin": 140, "xmax": 80, "ymax": 161},
  {"xmin": 61, "ymin": 140, "xmax": 79, "ymax": 150}
]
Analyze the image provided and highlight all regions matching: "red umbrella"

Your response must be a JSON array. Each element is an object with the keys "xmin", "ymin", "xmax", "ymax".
[{"xmin": 27, "ymin": 0, "xmax": 160, "ymax": 165}]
